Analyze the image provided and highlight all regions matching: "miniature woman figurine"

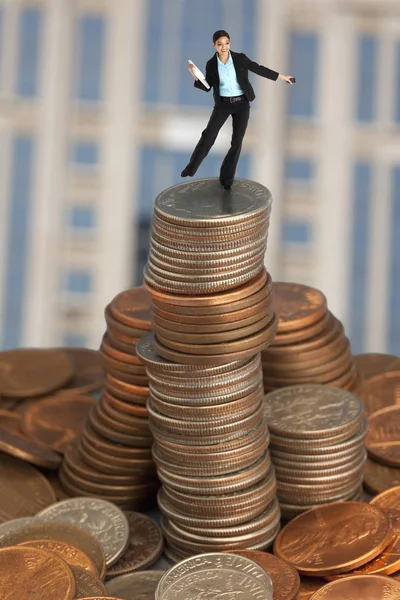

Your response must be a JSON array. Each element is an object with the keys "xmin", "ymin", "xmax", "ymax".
[{"xmin": 181, "ymin": 29, "xmax": 295, "ymax": 189}]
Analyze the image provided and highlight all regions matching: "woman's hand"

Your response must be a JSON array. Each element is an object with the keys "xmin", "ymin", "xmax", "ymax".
[
  {"xmin": 279, "ymin": 74, "xmax": 295, "ymax": 84},
  {"xmin": 188, "ymin": 64, "xmax": 199, "ymax": 80}
]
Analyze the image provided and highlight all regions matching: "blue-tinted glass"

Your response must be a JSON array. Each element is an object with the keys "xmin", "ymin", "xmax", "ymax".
[
  {"xmin": 356, "ymin": 36, "xmax": 378, "ymax": 122},
  {"xmin": 143, "ymin": 0, "xmax": 163, "ymax": 103},
  {"xmin": 65, "ymin": 270, "xmax": 93, "ymax": 293},
  {"xmin": 288, "ymin": 33, "xmax": 319, "ymax": 118},
  {"xmin": 1, "ymin": 137, "xmax": 34, "ymax": 349},
  {"xmin": 71, "ymin": 142, "xmax": 99, "ymax": 165},
  {"xmin": 348, "ymin": 163, "xmax": 372, "ymax": 353},
  {"xmin": 16, "ymin": 8, "xmax": 42, "ymax": 97},
  {"xmin": 394, "ymin": 42, "xmax": 400, "ymax": 124},
  {"xmin": 63, "ymin": 333, "xmax": 88, "ymax": 347},
  {"xmin": 75, "ymin": 16, "xmax": 105, "ymax": 101},
  {"xmin": 388, "ymin": 167, "xmax": 400, "ymax": 354},
  {"xmin": 0, "ymin": 9, "xmax": 3, "ymax": 90},
  {"xmin": 68, "ymin": 207, "xmax": 96, "ymax": 229},
  {"xmin": 282, "ymin": 220, "xmax": 312, "ymax": 243},
  {"xmin": 285, "ymin": 159, "xmax": 314, "ymax": 180}
]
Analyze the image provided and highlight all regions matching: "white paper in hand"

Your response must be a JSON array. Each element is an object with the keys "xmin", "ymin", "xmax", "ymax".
[{"xmin": 188, "ymin": 59, "xmax": 210, "ymax": 89}]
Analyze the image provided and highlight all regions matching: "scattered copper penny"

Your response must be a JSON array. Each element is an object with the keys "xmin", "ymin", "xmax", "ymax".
[
  {"xmin": 371, "ymin": 486, "xmax": 400, "ymax": 512},
  {"xmin": 0, "ymin": 545, "xmax": 75, "ymax": 599},
  {"xmin": 0, "ymin": 409, "xmax": 24, "ymax": 434},
  {"xmin": 231, "ymin": 550, "xmax": 300, "ymax": 600},
  {"xmin": 62, "ymin": 348, "xmax": 104, "ymax": 394},
  {"xmin": 106, "ymin": 511, "xmax": 164, "ymax": 578},
  {"xmin": 0, "ymin": 454, "xmax": 56, "ymax": 522},
  {"xmin": 358, "ymin": 371, "xmax": 400, "ymax": 414},
  {"xmin": 354, "ymin": 353, "xmax": 400, "ymax": 381},
  {"xmin": 19, "ymin": 539, "xmax": 98, "ymax": 576},
  {"xmin": 71, "ymin": 565, "xmax": 108, "ymax": 598},
  {"xmin": 20, "ymin": 393, "xmax": 95, "ymax": 454},
  {"xmin": 273, "ymin": 501, "xmax": 393, "ymax": 575},
  {"xmin": 110, "ymin": 287, "xmax": 152, "ymax": 329},
  {"xmin": 363, "ymin": 459, "xmax": 400, "ymax": 495},
  {"xmin": 0, "ymin": 348, "xmax": 74, "ymax": 398},
  {"xmin": 366, "ymin": 405, "xmax": 400, "ymax": 467},
  {"xmin": 0, "ymin": 425, "xmax": 61, "ymax": 469},
  {"xmin": 0, "ymin": 521, "xmax": 106, "ymax": 579},
  {"xmin": 307, "ymin": 574, "xmax": 400, "ymax": 598},
  {"xmin": 295, "ymin": 577, "xmax": 325, "ymax": 599}
]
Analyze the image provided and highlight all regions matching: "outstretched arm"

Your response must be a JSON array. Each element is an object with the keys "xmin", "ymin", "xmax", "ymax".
[
  {"xmin": 244, "ymin": 54, "xmax": 294, "ymax": 84},
  {"xmin": 189, "ymin": 62, "xmax": 212, "ymax": 92}
]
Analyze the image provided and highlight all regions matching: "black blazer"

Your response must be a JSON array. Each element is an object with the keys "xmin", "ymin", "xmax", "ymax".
[{"xmin": 194, "ymin": 51, "xmax": 279, "ymax": 104}]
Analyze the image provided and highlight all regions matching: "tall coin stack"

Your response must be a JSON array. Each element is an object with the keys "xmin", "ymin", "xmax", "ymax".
[
  {"xmin": 262, "ymin": 283, "xmax": 359, "ymax": 392},
  {"xmin": 141, "ymin": 178, "xmax": 280, "ymax": 559},
  {"xmin": 59, "ymin": 287, "xmax": 159, "ymax": 509},
  {"xmin": 264, "ymin": 384, "xmax": 367, "ymax": 520}
]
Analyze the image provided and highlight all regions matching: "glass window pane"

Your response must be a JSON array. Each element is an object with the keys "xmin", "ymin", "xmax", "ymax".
[
  {"xmin": 355, "ymin": 36, "xmax": 378, "ymax": 123},
  {"xmin": 16, "ymin": 8, "xmax": 42, "ymax": 97},
  {"xmin": 65, "ymin": 271, "xmax": 93, "ymax": 293},
  {"xmin": 75, "ymin": 15, "xmax": 106, "ymax": 102},
  {"xmin": 394, "ymin": 42, "xmax": 400, "ymax": 124},
  {"xmin": 68, "ymin": 207, "xmax": 96, "ymax": 229},
  {"xmin": 287, "ymin": 32, "xmax": 319, "ymax": 119},
  {"xmin": 71, "ymin": 142, "xmax": 99, "ymax": 165},
  {"xmin": 285, "ymin": 159, "xmax": 314, "ymax": 180},
  {"xmin": 282, "ymin": 220, "xmax": 312, "ymax": 243}
]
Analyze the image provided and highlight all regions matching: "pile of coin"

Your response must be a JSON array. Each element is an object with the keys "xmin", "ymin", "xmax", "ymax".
[
  {"xmin": 59, "ymin": 287, "xmax": 159, "ymax": 509},
  {"xmin": 144, "ymin": 179, "xmax": 271, "ymax": 295},
  {"xmin": 155, "ymin": 553, "xmax": 274, "ymax": 600},
  {"xmin": 264, "ymin": 385, "xmax": 367, "ymax": 520},
  {"xmin": 261, "ymin": 283, "xmax": 359, "ymax": 392},
  {"xmin": 273, "ymin": 500, "xmax": 400, "ymax": 597},
  {"xmin": 0, "ymin": 496, "xmax": 165, "ymax": 598},
  {"xmin": 137, "ymin": 332, "xmax": 280, "ymax": 560}
]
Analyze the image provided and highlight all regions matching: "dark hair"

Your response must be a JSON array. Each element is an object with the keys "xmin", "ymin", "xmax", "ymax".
[{"xmin": 213, "ymin": 30, "xmax": 230, "ymax": 44}]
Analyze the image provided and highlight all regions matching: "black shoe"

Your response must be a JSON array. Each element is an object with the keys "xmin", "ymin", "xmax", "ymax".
[{"xmin": 181, "ymin": 167, "xmax": 192, "ymax": 177}]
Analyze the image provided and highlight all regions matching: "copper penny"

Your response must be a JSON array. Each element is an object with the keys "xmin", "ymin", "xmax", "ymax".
[
  {"xmin": 71, "ymin": 565, "xmax": 107, "ymax": 597},
  {"xmin": 366, "ymin": 405, "xmax": 400, "ymax": 467},
  {"xmin": 101, "ymin": 334, "xmax": 143, "ymax": 365},
  {"xmin": 295, "ymin": 577, "xmax": 325, "ymax": 599},
  {"xmin": 0, "ymin": 521, "xmax": 106, "ymax": 579},
  {"xmin": 307, "ymin": 574, "xmax": 400, "ymax": 598},
  {"xmin": 354, "ymin": 353, "xmax": 400, "ymax": 381},
  {"xmin": 364, "ymin": 459, "xmax": 400, "ymax": 495},
  {"xmin": 359, "ymin": 371, "xmax": 400, "ymax": 414},
  {"xmin": 19, "ymin": 538, "xmax": 98, "ymax": 576},
  {"xmin": 0, "ymin": 545, "xmax": 75, "ymax": 599},
  {"xmin": 371, "ymin": 486, "xmax": 400, "ymax": 511},
  {"xmin": 106, "ymin": 511, "xmax": 163, "ymax": 578},
  {"xmin": 273, "ymin": 282, "xmax": 327, "ymax": 333},
  {"xmin": 62, "ymin": 348, "xmax": 104, "ymax": 394},
  {"xmin": 0, "ymin": 453, "xmax": 56, "ymax": 522},
  {"xmin": 20, "ymin": 393, "xmax": 95, "ymax": 454},
  {"xmin": 0, "ymin": 426, "xmax": 61, "ymax": 469},
  {"xmin": 231, "ymin": 550, "xmax": 300, "ymax": 600},
  {"xmin": 82, "ymin": 424, "xmax": 152, "ymax": 459},
  {"xmin": 0, "ymin": 348, "xmax": 74, "ymax": 398},
  {"xmin": 0, "ymin": 409, "xmax": 24, "ymax": 434},
  {"xmin": 273, "ymin": 501, "xmax": 393, "ymax": 575},
  {"xmin": 272, "ymin": 312, "xmax": 332, "ymax": 347},
  {"xmin": 109, "ymin": 287, "xmax": 152, "ymax": 329}
]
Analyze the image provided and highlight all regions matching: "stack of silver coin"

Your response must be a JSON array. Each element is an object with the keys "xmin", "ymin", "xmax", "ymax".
[
  {"xmin": 144, "ymin": 179, "xmax": 271, "ymax": 295},
  {"xmin": 155, "ymin": 553, "xmax": 274, "ymax": 600},
  {"xmin": 263, "ymin": 384, "xmax": 368, "ymax": 520},
  {"xmin": 139, "ymin": 179, "xmax": 280, "ymax": 558}
]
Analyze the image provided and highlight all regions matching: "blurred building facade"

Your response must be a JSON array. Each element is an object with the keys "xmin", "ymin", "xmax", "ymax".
[{"xmin": 0, "ymin": 0, "xmax": 399, "ymax": 354}]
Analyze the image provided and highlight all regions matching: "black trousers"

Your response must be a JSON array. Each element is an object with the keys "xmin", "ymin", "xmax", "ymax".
[{"xmin": 184, "ymin": 98, "xmax": 250, "ymax": 186}]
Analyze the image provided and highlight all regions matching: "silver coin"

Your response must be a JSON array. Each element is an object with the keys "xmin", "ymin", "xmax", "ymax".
[
  {"xmin": 154, "ymin": 178, "xmax": 272, "ymax": 228},
  {"xmin": 107, "ymin": 571, "xmax": 166, "ymax": 600},
  {"xmin": 0, "ymin": 516, "xmax": 42, "ymax": 541},
  {"xmin": 37, "ymin": 497, "xmax": 129, "ymax": 566},
  {"xmin": 71, "ymin": 565, "xmax": 107, "ymax": 597},
  {"xmin": 156, "ymin": 552, "xmax": 273, "ymax": 600}
]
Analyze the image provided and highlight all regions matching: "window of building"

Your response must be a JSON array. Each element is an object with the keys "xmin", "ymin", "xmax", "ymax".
[
  {"xmin": 348, "ymin": 162, "xmax": 372, "ymax": 354},
  {"xmin": 394, "ymin": 42, "xmax": 400, "ymax": 125},
  {"xmin": 0, "ymin": 8, "xmax": 3, "ymax": 92},
  {"xmin": 287, "ymin": 32, "xmax": 319, "ymax": 119},
  {"xmin": 75, "ymin": 15, "xmax": 106, "ymax": 102},
  {"xmin": 16, "ymin": 8, "xmax": 43, "ymax": 97},
  {"xmin": 65, "ymin": 270, "xmax": 93, "ymax": 293},
  {"xmin": 71, "ymin": 142, "xmax": 99, "ymax": 166},
  {"xmin": 355, "ymin": 36, "xmax": 378, "ymax": 123},
  {"xmin": 2, "ymin": 137, "xmax": 34, "ymax": 350},
  {"xmin": 285, "ymin": 158, "xmax": 314, "ymax": 181},
  {"xmin": 282, "ymin": 219, "xmax": 312, "ymax": 244},
  {"xmin": 63, "ymin": 333, "xmax": 88, "ymax": 348},
  {"xmin": 388, "ymin": 166, "xmax": 400, "ymax": 354},
  {"xmin": 68, "ymin": 206, "xmax": 96, "ymax": 230}
]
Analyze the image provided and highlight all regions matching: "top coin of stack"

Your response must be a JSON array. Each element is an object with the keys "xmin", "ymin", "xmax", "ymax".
[
  {"xmin": 144, "ymin": 179, "xmax": 272, "ymax": 295},
  {"xmin": 261, "ymin": 283, "xmax": 359, "ymax": 392}
]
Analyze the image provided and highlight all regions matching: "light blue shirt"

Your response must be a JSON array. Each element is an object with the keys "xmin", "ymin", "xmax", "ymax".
[{"xmin": 217, "ymin": 52, "xmax": 244, "ymax": 97}]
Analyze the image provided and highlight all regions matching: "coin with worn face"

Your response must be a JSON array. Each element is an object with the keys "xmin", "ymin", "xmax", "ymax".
[
  {"xmin": 370, "ymin": 486, "xmax": 400, "ymax": 511},
  {"xmin": 106, "ymin": 571, "xmax": 165, "ymax": 600},
  {"xmin": 308, "ymin": 574, "xmax": 400, "ymax": 598},
  {"xmin": 71, "ymin": 566, "xmax": 108, "ymax": 598},
  {"xmin": 0, "ymin": 545, "xmax": 75, "ymax": 600},
  {"xmin": 358, "ymin": 371, "xmax": 400, "ymax": 414},
  {"xmin": 366, "ymin": 406, "xmax": 400, "ymax": 467},
  {"xmin": 274, "ymin": 502, "xmax": 393, "ymax": 575},
  {"xmin": 38, "ymin": 498, "xmax": 130, "ymax": 566},
  {"xmin": 272, "ymin": 282, "xmax": 327, "ymax": 332},
  {"xmin": 19, "ymin": 539, "xmax": 98, "ymax": 576}
]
